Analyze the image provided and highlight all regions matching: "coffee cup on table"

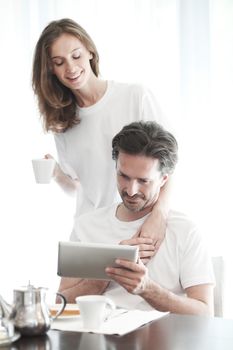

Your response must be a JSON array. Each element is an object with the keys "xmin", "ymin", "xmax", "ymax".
[
  {"xmin": 32, "ymin": 158, "xmax": 56, "ymax": 184},
  {"xmin": 75, "ymin": 295, "xmax": 115, "ymax": 329}
]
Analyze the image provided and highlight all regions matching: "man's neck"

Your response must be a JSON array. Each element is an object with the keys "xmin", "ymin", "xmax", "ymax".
[{"xmin": 116, "ymin": 203, "xmax": 153, "ymax": 222}]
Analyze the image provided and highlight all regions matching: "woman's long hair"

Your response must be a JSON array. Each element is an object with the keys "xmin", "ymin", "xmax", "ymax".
[{"xmin": 32, "ymin": 18, "xmax": 100, "ymax": 133}]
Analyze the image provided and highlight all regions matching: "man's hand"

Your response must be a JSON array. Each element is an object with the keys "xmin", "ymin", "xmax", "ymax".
[
  {"xmin": 106, "ymin": 260, "xmax": 214, "ymax": 316},
  {"xmin": 119, "ymin": 237, "xmax": 155, "ymax": 264},
  {"xmin": 105, "ymin": 258, "xmax": 149, "ymax": 295}
]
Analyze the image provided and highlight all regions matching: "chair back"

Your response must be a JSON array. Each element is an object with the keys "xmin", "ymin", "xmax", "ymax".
[{"xmin": 212, "ymin": 256, "xmax": 224, "ymax": 317}]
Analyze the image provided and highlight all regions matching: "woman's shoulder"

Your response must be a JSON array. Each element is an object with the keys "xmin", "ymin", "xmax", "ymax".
[{"xmin": 109, "ymin": 80, "xmax": 149, "ymax": 97}]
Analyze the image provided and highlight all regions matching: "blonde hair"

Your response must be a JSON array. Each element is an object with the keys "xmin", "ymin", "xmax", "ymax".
[{"xmin": 32, "ymin": 18, "xmax": 100, "ymax": 133}]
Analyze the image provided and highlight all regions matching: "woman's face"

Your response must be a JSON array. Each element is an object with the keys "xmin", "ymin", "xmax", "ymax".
[{"xmin": 50, "ymin": 33, "xmax": 94, "ymax": 91}]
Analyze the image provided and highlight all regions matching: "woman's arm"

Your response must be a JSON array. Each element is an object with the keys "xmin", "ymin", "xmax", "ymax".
[
  {"xmin": 136, "ymin": 178, "xmax": 172, "ymax": 262},
  {"xmin": 45, "ymin": 154, "xmax": 79, "ymax": 196}
]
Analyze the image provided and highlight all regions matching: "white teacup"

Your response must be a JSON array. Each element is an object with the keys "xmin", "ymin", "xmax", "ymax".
[
  {"xmin": 32, "ymin": 158, "xmax": 56, "ymax": 184},
  {"xmin": 75, "ymin": 295, "xmax": 115, "ymax": 329}
]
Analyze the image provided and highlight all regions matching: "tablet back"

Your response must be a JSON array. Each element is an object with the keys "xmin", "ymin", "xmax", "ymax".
[{"xmin": 57, "ymin": 241, "xmax": 139, "ymax": 280}]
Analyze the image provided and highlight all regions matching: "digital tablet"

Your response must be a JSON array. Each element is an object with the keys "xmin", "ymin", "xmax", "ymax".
[{"xmin": 57, "ymin": 241, "xmax": 139, "ymax": 280}]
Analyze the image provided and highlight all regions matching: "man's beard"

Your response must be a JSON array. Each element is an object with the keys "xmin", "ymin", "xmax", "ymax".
[{"xmin": 121, "ymin": 191, "xmax": 147, "ymax": 212}]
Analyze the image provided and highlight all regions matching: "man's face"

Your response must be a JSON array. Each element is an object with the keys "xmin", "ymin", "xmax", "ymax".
[{"xmin": 116, "ymin": 152, "xmax": 168, "ymax": 213}]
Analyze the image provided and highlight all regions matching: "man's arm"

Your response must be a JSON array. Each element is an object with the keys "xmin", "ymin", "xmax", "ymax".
[
  {"xmin": 106, "ymin": 259, "xmax": 214, "ymax": 316},
  {"xmin": 141, "ymin": 281, "xmax": 214, "ymax": 315},
  {"xmin": 57, "ymin": 277, "xmax": 110, "ymax": 303}
]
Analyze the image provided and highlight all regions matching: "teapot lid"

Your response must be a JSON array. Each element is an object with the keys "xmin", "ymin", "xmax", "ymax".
[
  {"xmin": 14, "ymin": 281, "xmax": 47, "ymax": 293},
  {"xmin": 13, "ymin": 282, "xmax": 48, "ymax": 305},
  {"xmin": 14, "ymin": 281, "xmax": 47, "ymax": 297}
]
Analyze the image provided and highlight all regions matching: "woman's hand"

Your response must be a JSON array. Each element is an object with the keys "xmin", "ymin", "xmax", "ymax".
[
  {"xmin": 119, "ymin": 237, "xmax": 155, "ymax": 264},
  {"xmin": 136, "ymin": 207, "xmax": 167, "ymax": 263},
  {"xmin": 44, "ymin": 153, "xmax": 79, "ymax": 195},
  {"xmin": 44, "ymin": 153, "xmax": 60, "ymax": 177},
  {"xmin": 134, "ymin": 179, "xmax": 171, "ymax": 263}
]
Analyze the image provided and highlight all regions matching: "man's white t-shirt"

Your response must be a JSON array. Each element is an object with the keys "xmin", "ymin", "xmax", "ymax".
[
  {"xmin": 54, "ymin": 81, "xmax": 166, "ymax": 217},
  {"xmin": 70, "ymin": 204, "xmax": 215, "ymax": 310}
]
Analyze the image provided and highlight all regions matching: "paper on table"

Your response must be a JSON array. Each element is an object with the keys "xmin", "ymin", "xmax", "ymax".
[{"xmin": 51, "ymin": 308, "xmax": 167, "ymax": 336}]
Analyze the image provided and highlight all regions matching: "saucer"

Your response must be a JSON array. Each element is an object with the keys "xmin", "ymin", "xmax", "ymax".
[{"xmin": 0, "ymin": 332, "xmax": 20, "ymax": 347}]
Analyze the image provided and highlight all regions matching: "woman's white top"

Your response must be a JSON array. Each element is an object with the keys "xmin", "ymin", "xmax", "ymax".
[{"xmin": 54, "ymin": 81, "xmax": 165, "ymax": 219}]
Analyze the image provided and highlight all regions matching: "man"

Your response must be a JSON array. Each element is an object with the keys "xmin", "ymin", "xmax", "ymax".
[{"xmin": 58, "ymin": 121, "xmax": 214, "ymax": 315}]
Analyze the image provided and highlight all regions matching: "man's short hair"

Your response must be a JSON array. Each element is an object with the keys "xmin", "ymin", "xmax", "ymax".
[{"xmin": 112, "ymin": 121, "xmax": 178, "ymax": 175}]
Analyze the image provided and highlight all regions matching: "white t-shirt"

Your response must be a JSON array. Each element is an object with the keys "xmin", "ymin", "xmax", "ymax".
[
  {"xmin": 70, "ymin": 204, "xmax": 215, "ymax": 310},
  {"xmin": 54, "ymin": 81, "xmax": 165, "ymax": 218}
]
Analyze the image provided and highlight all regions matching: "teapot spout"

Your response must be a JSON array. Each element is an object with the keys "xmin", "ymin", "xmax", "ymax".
[{"xmin": 0, "ymin": 294, "xmax": 13, "ymax": 319}]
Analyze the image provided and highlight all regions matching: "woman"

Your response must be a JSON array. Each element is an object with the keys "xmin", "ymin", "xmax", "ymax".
[{"xmin": 32, "ymin": 18, "xmax": 170, "ymax": 260}]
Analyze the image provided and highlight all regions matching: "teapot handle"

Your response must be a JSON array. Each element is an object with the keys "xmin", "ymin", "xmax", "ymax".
[{"xmin": 51, "ymin": 292, "xmax": 67, "ymax": 320}]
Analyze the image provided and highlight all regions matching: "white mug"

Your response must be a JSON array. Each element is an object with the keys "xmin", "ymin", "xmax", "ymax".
[
  {"xmin": 32, "ymin": 158, "xmax": 56, "ymax": 184},
  {"xmin": 75, "ymin": 295, "xmax": 115, "ymax": 329}
]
